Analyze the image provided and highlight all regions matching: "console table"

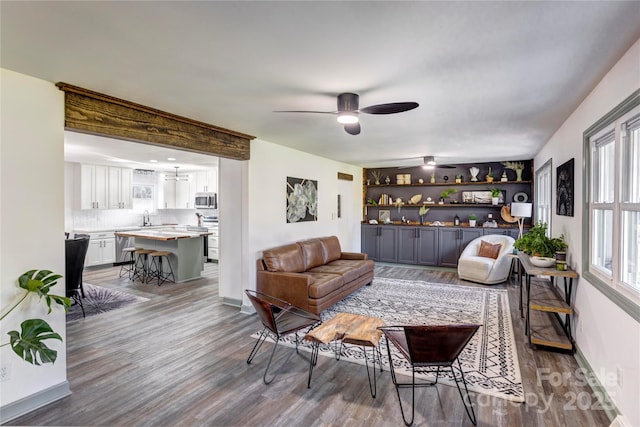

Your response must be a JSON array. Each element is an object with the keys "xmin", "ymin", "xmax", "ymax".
[{"xmin": 518, "ymin": 253, "xmax": 578, "ymax": 353}]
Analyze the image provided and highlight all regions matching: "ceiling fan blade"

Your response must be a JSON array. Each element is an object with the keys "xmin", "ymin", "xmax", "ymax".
[
  {"xmin": 360, "ymin": 102, "xmax": 419, "ymax": 115},
  {"xmin": 344, "ymin": 123, "xmax": 361, "ymax": 135},
  {"xmin": 436, "ymin": 164, "xmax": 456, "ymax": 169},
  {"xmin": 273, "ymin": 110, "xmax": 336, "ymax": 114}
]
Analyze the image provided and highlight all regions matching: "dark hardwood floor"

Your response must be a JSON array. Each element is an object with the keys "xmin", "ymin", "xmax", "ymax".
[{"xmin": 8, "ymin": 263, "xmax": 611, "ymax": 426}]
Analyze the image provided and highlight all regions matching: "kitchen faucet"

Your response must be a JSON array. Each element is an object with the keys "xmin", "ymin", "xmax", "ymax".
[{"xmin": 143, "ymin": 210, "xmax": 150, "ymax": 226}]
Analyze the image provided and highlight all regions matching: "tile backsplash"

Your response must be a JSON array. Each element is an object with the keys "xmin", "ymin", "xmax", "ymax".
[{"xmin": 69, "ymin": 208, "xmax": 208, "ymax": 231}]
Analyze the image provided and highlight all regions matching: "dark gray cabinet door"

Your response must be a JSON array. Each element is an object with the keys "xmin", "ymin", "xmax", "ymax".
[
  {"xmin": 460, "ymin": 228, "xmax": 483, "ymax": 253},
  {"xmin": 417, "ymin": 227, "xmax": 438, "ymax": 266},
  {"xmin": 378, "ymin": 226, "xmax": 398, "ymax": 263},
  {"xmin": 438, "ymin": 228, "xmax": 460, "ymax": 267},
  {"xmin": 397, "ymin": 227, "xmax": 418, "ymax": 264},
  {"xmin": 361, "ymin": 225, "xmax": 379, "ymax": 260},
  {"xmin": 482, "ymin": 229, "xmax": 509, "ymax": 236}
]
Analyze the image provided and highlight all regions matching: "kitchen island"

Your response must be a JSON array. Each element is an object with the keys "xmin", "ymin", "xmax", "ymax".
[{"xmin": 115, "ymin": 228, "xmax": 211, "ymax": 283}]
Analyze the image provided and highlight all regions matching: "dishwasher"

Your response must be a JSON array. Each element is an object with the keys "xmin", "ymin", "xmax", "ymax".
[{"xmin": 115, "ymin": 232, "xmax": 137, "ymax": 266}]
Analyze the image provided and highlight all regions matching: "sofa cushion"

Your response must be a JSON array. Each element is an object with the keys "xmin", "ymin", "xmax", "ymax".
[
  {"xmin": 262, "ymin": 243, "xmax": 305, "ymax": 273},
  {"xmin": 478, "ymin": 240, "xmax": 502, "ymax": 259},
  {"xmin": 309, "ymin": 259, "xmax": 374, "ymax": 283},
  {"xmin": 298, "ymin": 239, "xmax": 326, "ymax": 270},
  {"xmin": 319, "ymin": 236, "xmax": 342, "ymax": 263},
  {"xmin": 307, "ymin": 272, "xmax": 344, "ymax": 299},
  {"xmin": 458, "ymin": 256, "xmax": 494, "ymax": 280}
]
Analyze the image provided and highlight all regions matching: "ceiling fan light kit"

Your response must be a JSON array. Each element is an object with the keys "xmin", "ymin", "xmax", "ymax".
[{"xmin": 337, "ymin": 112, "xmax": 359, "ymax": 124}]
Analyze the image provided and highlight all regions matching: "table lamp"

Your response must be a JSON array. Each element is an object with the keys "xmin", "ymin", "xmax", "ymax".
[{"xmin": 510, "ymin": 202, "xmax": 532, "ymax": 239}]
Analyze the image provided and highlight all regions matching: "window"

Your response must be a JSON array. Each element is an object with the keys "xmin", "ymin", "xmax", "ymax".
[
  {"xmin": 584, "ymin": 90, "xmax": 640, "ymax": 320},
  {"xmin": 535, "ymin": 159, "xmax": 552, "ymax": 234}
]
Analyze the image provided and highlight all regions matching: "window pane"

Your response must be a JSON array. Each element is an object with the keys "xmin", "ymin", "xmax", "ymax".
[
  {"xmin": 595, "ymin": 138, "xmax": 615, "ymax": 203},
  {"xmin": 592, "ymin": 209, "xmax": 613, "ymax": 274},
  {"xmin": 621, "ymin": 210, "xmax": 640, "ymax": 290},
  {"xmin": 622, "ymin": 120, "xmax": 640, "ymax": 203}
]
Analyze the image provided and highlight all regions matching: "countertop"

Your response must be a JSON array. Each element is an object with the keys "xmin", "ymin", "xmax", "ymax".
[{"xmin": 115, "ymin": 228, "xmax": 212, "ymax": 241}]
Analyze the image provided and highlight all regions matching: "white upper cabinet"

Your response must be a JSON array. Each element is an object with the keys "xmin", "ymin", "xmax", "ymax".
[
  {"xmin": 107, "ymin": 167, "xmax": 133, "ymax": 209},
  {"xmin": 163, "ymin": 178, "xmax": 192, "ymax": 209},
  {"xmin": 193, "ymin": 170, "xmax": 217, "ymax": 193},
  {"xmin": 78, "ymin": 164, "xmax": 108, "ymax": 209}
]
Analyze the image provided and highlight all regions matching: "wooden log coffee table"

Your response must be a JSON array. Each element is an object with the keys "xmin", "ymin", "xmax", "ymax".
[{"xmin": 305, "ymin": 312, "xmax": 385, "ymax": 397}]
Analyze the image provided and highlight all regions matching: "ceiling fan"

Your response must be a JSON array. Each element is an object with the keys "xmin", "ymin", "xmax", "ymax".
[
  {"xmin": 274, "ymin": 92, "xmax": 418, "ymax": 135},
  {"xmin": 398, "ymin": 156, "xmax": 456, "ymax": 169}
]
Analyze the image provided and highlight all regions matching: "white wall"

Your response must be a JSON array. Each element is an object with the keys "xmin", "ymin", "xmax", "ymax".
[
  {"xmin": 0, "ymin": 70, "xmax": 68, "ymax": 410},
  {"xmin": 534, "ymin": 38, "xmax": 640, "ymax": 426},
  {"xmin": 239, "ymin": 139, "xmax": 363, "ymax": 308}
]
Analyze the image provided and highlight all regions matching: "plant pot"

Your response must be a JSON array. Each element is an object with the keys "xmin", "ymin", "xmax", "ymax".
[
  {"xmin": 555, "ymin": 251, "xmax": 567, "ymax": 262},
  {"xmin": 486, "ymin": 176, "xmax": 494, "ymax": 183},
  {"xmin": 530, "ymin": 256, "xmax": 556, "ymax": 268},
  {"xmin": 455, "ymin": 178, "xmax": 461, "ymax": 183},
  {"xmin": 556, "ymin": 261, "xmax": 567, "ymax": 271},
  {"xmin": 469, "ymin": 219, "xmax": 476, "ymax": 227},
  {"xmin": 491, "ymin": 197, "xmax": 499, "ymax": 205}
]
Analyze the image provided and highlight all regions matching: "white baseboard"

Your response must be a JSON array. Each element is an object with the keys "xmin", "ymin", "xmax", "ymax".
[
  {"xmin": 574, "ymin": 346, "xmax": 620, "ymax": 423},
  {"xmin": 0, "ymin": 381, "xmax": 71, "ymax": 424}
]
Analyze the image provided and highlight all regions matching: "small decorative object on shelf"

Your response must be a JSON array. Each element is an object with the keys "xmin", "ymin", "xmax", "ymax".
[
  {"xmin": 418, "ymin": 178, "xmax": 424, "ymax": 184},
  {"xmin": 440, "ymin": 187, "xmax": 457, "ymax": 204},
  {"xmin": 419, "ymin": 206, "xmax": 430, "ymax": 225},
  {"xmin": 454, "ymin": 214, "xmax": 460, "ymax": 226},
  {"xmin": 385, "ymin": 176, "xmax": 391, "ymax": 184},
  {"xmin": 501, "ymin": 171, "xmax": 508, "ymax": 182},
  {"xmin": 502, "ymin": 161, "xmax": 525, "ymax": 182},
  {"xmin": 430, "ymin": 171, "xmax": 436, "ymax": 183},
  {"xmin": 469, "ymin": 167, "xmax": 480, "ymax": 182},
  {"xmin": 469, "ymin": 214, "xmax": 477, "ymax": 227},
  {"xmin": 455, "ymin": 174, "xmax": 463, "ymax": 183},
  {"xmin": 370, "ymin": 170, "xmax": 383, "ymax": 185},
  {"xmin": 486, "ymin": 167, "xmax": 494, "ymax": 183}
]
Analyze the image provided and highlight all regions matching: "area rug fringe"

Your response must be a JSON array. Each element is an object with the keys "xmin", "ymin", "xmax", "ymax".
[{"xmin": 252, "ymin": 277, "xmax": 525, "ymax": 403}]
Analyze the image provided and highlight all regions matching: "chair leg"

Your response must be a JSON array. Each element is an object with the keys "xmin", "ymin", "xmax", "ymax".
[
  {"xmin": 247, "ymin": 328, "xmax": 269, "ymax": 364},
  {"xmin": 72, "ymin": 293, "xmax": 85, "ymax": 318},
  {"xmin": 452, "ymin": 358, "xmax": 477, "ymax": 425},
  {"xmin": 247, "ymin": 328, "xmax": 297, "ymax": 385}
]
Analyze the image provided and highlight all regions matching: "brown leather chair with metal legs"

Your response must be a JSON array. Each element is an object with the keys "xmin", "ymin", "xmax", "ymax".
[
  {"xmin": 378, "ymin": 324, "xmax": 481, "ymax": 426},
  {"xmin": 245, "ymin": 290, "xmax": 321, "ymax": 384}
]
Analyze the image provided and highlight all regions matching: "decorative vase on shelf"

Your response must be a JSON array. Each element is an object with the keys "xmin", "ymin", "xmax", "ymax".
[
  {"xmin": 516, "ymin": 169, "xmax": 523, "ymax": 182},
  {"xmin": 469, "ymin": 167, "xmax": 479, "ymax": 182}
]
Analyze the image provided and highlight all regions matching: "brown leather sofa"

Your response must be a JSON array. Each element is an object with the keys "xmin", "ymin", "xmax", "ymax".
[{"xmin": 256, "ymin": 236, "xmax": 374, "ymax": 314}]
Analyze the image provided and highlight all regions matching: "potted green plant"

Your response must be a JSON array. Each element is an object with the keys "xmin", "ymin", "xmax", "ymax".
[
  {"xmin": 514, "ymin": 222, "xmax": 567, "ymax": 267},
  {"xmin": 468, "ymin": 214, "xmax": 477, "ymax": 227},
  {"xmin": 490, "ymin": 188, "xmax": 501, "ymax": 205},
  {"xmin": 486, "ymin": 167, "xmax": 494, "ymax": 183},
  {"xmin": 455, "ymin": 174, "xmax": 463, "ymax": 183},
  {"xmin": 1, "ymin": 270, "xmax": 70, "ymax": 365},
  {"xmin": 439, "ymin": 187, "xmax": 457, "ymax": 204}
]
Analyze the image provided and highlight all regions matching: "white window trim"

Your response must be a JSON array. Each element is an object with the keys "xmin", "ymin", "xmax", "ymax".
[
  {"xmin": 534, "ymin": 158, "xmax": 552, "ymax": 234},
  {"xmin": 583, "ymin": 90, "xmax": 640, "ymax": 322}
]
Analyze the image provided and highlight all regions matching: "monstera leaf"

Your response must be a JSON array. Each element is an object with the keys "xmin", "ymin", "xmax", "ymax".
[
  {"xmin": 8, "ymin": 319, "xmax": 62, "ymax": 365},
  {"xmin": 18, "ymin": 269, "xmax": 69, "ymax": 314}
]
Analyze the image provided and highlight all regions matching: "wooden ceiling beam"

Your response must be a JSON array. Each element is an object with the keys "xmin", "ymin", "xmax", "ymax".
[{"xmin": 56, "ymin": 83, "xmax": 254, "ymax": 161}]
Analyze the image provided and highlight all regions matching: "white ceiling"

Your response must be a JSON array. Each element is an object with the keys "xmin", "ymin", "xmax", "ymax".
[{"xmin": 2, "ymin": 1, "xmax": 639, "ymax": 169}]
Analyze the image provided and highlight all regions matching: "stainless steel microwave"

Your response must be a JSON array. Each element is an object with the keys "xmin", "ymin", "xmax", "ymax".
[{"xmin": 195, "ymin": 192, "xmax": 217, "ymax": 209}]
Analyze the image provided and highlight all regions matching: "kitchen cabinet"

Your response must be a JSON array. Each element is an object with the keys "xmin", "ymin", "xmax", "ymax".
[
  {"xmin": 438, "ymin": 227, "xmax": 483, "ymax": 267},
  {"xmin": 163, "ymin": 179, "xmax": 192, "ymax": 209},
  {"xmin": 107, "ymin": 167, "xmax": 133, "ymax": 209},
  {"xmin": 361, "ymin": 225, "xmax": 397, "ymax": 262},
  {"xmin": 193, "ymin": 170, "xmax": 217, "ymax": 193},
  {"xmin": 79, "ymin": 164, "xmax": 108, "ymax": 209},
  {"xmin": 84, "ymin": 231, "xmax": 115, "ymax": 266}
]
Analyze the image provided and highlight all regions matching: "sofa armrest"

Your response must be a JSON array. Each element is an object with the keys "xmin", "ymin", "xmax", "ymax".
[
  {"xmin": 256, "ymin": 270, "xmax": 314, "ymax": 311},
  {"xmin": 340, "ymin": 252, "xmax": 368, "ymax": 260}
]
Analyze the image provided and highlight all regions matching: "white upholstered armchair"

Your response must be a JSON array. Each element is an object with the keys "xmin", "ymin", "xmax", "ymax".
[{"xmin": 457, "ymin": 234, "xmax": 516, "ymax": 285}]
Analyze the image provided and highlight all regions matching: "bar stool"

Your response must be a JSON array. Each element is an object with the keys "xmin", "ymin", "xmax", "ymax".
[
  {"xmin": 118, "ymin": 247, "xmax": 137, "ymax": 279},
  {"xmin": 147, "ymin": 251, "xmax": 175, "ymax": 286},
  {"xmin": 132, "ymin": 249, "xmax": 154, "ymax": 283}
]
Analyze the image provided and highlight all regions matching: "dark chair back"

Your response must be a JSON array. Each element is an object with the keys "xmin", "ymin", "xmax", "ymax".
[
  {"xmin": 65, "ymin": 235, "xmax": 90, "ymax": 298},
  {"xmin": 403, "ymin": 324, "xmax": 480, "ymax": 365}
]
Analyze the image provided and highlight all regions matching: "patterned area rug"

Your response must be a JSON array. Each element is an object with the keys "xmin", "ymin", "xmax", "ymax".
[
  {"xmin": 255, "ymin": 278, "xmax": 524, "ymax": 402},
  {"xmin": 67, "ymin": 283, "xmax": 149, "ymax": 321}
]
